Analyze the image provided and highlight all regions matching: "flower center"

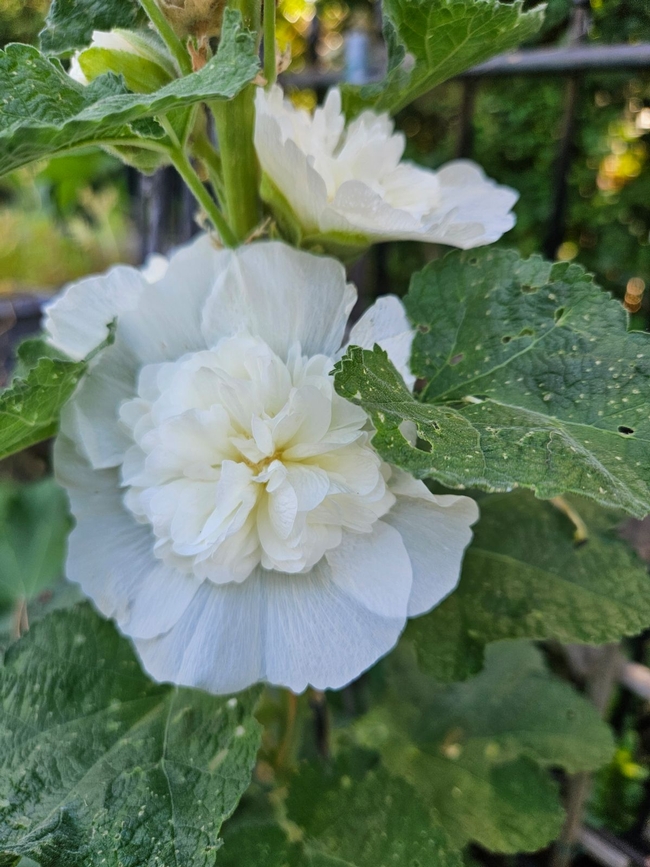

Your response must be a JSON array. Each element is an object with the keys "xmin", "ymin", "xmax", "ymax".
[{"xmin": 118, "ymin": 333, "xmax": 395, "ymax": 582}]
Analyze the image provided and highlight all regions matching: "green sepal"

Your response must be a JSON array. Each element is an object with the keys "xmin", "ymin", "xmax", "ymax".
[{"xmin": 261, "ymin": 173, "xmax": 370, "ymax": 262}]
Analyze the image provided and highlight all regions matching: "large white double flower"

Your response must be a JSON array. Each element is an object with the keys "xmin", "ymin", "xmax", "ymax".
[
  {"xmin": 255, "ymin": 85, "xmax": 518, "ymax": 251},
  {"xmin": 47, "ymin": 238, "xmax": 477, "ymax": 694}
]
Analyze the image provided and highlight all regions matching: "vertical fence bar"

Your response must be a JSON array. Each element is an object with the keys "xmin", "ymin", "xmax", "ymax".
[{"xmin": 543, "ymin": 0, "xmax": 591, "ymax": 259}]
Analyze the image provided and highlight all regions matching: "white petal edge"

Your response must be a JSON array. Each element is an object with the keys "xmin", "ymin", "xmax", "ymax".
[
  {"xmin": 117, "ymin": 233, "xmax": 224, "ymax": 365},
  {"xmin": 134, "ymin": 518, "xmax": 413, "ymax": 694},
  {"xmin": 384, "ymin": 470, "xmax": 479, "ymax": 616},
  {"xmin": 54, "ymin": 433, "xmax": 203, "ymax": 638},
  {"xmin": 201, "ymin": 241, "xmax": 356, "ymax": 360},
  {"xmin": 43, "ymin": 265, "xmax": 148, "ymax": 361}
]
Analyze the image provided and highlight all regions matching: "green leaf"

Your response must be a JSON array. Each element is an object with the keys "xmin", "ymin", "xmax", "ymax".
[
  {"xmin": 335, "ymin": 249, "xmax": 650, "ymax": 517},
  {"xmin": 0, "ymin": 344, "xmax": 87, "ymax": 462},
  {"xmin": 342, "ymin": 0, "xmax": 545, "ymax": 116},
  {"xmin": 0, "ymin": 480, "xmax": 71, "ymax": 606},
  {"xmin": 287, "ymin": 752, "xmax": 463, "ymax": 867},
  {"xmin": 217, "ymin": 823, "xmax": 301, "ymax": 867},
  {"xmin": 406, "ymin": 490, "xmax": 650, "ymax": 681},
  {"xmin": 0, "ymin": 10, "xmax": 259, "ymax": 177},
  {"xmin": 0, "ymin": 604, "xmax": 262, "ymax": 867},
  {"xmin": 40, "ymin": 0, "xmax": 144, "ymax": 56},
  {"xmin": 358, "ymin": 641, "xmax": 614, "ymax": 853}
]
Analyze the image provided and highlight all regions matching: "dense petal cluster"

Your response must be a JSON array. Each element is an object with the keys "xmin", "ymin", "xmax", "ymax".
[
  {"xmin": 254, "ymin": 85, "xmax": 518, "ymax": 250},
  {"xmin": 48, "ymin": 238, "xmax": 478, "ymax": 693}
]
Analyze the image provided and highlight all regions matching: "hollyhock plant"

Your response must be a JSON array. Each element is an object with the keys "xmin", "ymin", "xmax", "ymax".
[
  {"xmin": 254, "ymin": 85, "xmax": 518, "ymax": 254},
  {"xmin": 5, "ymin": 1, "xmax": 645, "ymax": 862},
  {"xmin": 45, "ymin": 237, "xmax": 478, "ymax": 694}
]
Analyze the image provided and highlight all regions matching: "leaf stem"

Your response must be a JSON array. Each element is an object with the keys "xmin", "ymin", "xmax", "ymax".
[
  {"xmin": 169, "ymin": 146, "xmax": 237, "ymax": 246},
  {"xmin": 192, "ymin": 132, "xmax": 226, "ymax": 203},
  {"xmin": 263, "ymin": 0, "xmax": 277, "ymax": 88},
  {"xmin": 139, "ymin": 0, "xmax": 193, "ymax": 76}
]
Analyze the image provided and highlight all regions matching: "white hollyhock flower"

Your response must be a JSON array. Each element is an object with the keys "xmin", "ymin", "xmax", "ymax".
[
  {"xmin": 47, "ymin": 237, "xmax": 478, "ymax": 694},
  {"xmin": 254, "ymin": 85, "xmax": 518, "ymax": 252}
]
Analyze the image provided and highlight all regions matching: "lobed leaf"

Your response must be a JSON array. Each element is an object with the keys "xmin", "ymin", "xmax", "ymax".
[
  {"xmin": 0, "ymin": 342, "xmax": 87, "ymax": 462},
  {"xmin": 357, "ymin": 641, "xmax": 615, "ymax": 852},
  {"xmin": 335, "ymin": 249, "xmax": 650, "ymax": 517},
  {"xmin": 0, "ymin": 604, "xmax": 262, "ymax": 867},
  {"xmin": 406, "ymin": 490, "xmax": 650, "ymax": 681},
  {"xmin": 0, "ymin": 10, "xmax": 259, "ymax": 177},
  {"xmin": 342, "ymin": 0, "xmax": 545, "ymax": 116}
]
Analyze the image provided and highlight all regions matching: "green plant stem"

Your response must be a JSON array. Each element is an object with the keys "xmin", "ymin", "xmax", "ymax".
[
  {"xmin": 211, "ymin": 88, "xmax": 261, "ymax": 242},
  {"xmin": 192, "ymin": 134, "xmax": 226, "ymax": 203},
  {"xmin": 139, "ymin": 0, "xmax": 193, "ymax": 76},
  {"xmin": 263, "ymin": 0, "xmax": 277, "ymax": 87},
  {"xmin": 233, "ymin": 0, "xmax": 262, "ymax": 36},
  {"xmin": 170, "ymin": 146, "xmax": 237, "ymax": 246}
]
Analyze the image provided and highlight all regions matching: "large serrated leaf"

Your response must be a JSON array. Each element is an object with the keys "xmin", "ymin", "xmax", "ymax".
[
  {"xmin": 0, "ymin": 604, "xmax": 262, "ymax": 867},
  {"xmin": 40, "ymin": 0, "xmax": 144, "ymax": 56},
  {"xmin": 342, "ymin": 0, "xmax": 544, "ymax": 116},
  {"xmin": 0, "ymin": 9, "xmax": 259, "ymax": 177},
  {"xmin": 357, "ymin": 641, "xmax": 614, "ymax": 853},
  {"xmin": 406, "ymin": 490, "xmax": 650, "ymax": 682},
  {"xmin": 335, "ymin": 249, "xmax": 650, "ymax": 517}
]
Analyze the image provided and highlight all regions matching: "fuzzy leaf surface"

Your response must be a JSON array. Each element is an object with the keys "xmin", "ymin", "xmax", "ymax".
[
  {"xmin": 0, "ymin": 480, "xmax": 70, "ymax": 605},
  {"xmin": 342, "ymin": 0, "xmax": 544, "ymax": 116},
  {"xmin": 40, "ymin": 0, "xmax": 144, "ymax": 56},
  {"xmin": 287, "ymin": 753, "xmax": 463, "ymax": 867},
  {"xmin": 0, "ymin": 342, "xmax": 87, "ymax": 461},
  {"xmin": 335, "ymin": 249, "xmax": 650, "ymax": 517},
  {"xmin": 406, "ymin": 491, "xmax": 650, "ymax": 681},
  {"xmin": 358, "ymin": 642, "xmax": 614, "ymax": 852},
  {"xmin": 0, "ymin": 604, "xmax": 262, "ymax": 867},
  {"xmin": 0, "ymin": 10, "xmax": 259, "ymax": 177}
]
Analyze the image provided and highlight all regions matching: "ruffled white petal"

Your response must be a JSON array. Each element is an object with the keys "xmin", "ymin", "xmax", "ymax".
[
  {"xmin": 421, "ymin": 160, "xmax": 519, "ymax": 249},
  {"xmin": 345, "ymin": 294, "xmax": 415, "ymax": 389},
  {"xmin": 254, "ymin": 85, "xmax": 518, "ymax": 249},
  {"xmin": 384, "ymin": 470, "xmax": 479, "ymax": 616},
  {"xmin": 55, "ymin": 433, "xmax": 202, "ymax": 639},
  {"xmin": 201, "ymin": 241, "xmax": 356, "ymax": 360},
  {"xmin": 118, "ymin": 233, "xmax": 223, "ymax": 365},
  {"xmin": 134, "ymin": 520, "xmax": 412, "ymax": 694},
  {"xmin": 43, "ymin": 265, "xmax": 147, "ymax": 361}
]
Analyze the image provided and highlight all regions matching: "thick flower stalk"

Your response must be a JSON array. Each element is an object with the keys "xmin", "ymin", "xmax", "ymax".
[
  {"xmin": 46, "ymin": 238, "xmax": 478, "ymax": 694},
  {"xmin": 254, "ymin": 85, "xmax": 518, "ymax": 253}
]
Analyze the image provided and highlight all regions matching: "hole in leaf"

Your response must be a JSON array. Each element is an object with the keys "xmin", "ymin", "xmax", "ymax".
[
  {"xmin": 468, "ymin": 257, "xmax": 478, "ymax": 265},
  {"xmin": 521, "ymin": 284, "xmax": 538, "ymax": 294},
  {"xmin": 502, "ymin": 336, "xmax": 512, "ymax": 344},
  {"xmin": 519, "ymin": 327, "xmax": 535, "ymax": 337},
  {"xmin": 450, "ymin": 353, "xmax": 464, "ymax": 365},
  {"xmin": 554, "ymin": 307, "xmax": 566, "ymax": 322},
  {"xmin": 618, "ymin": 425, "xmax": 635, "ymax": 436},
  {"xmin": 417, "ymin": 324, "xmax": 429, "ymax": 334}
]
